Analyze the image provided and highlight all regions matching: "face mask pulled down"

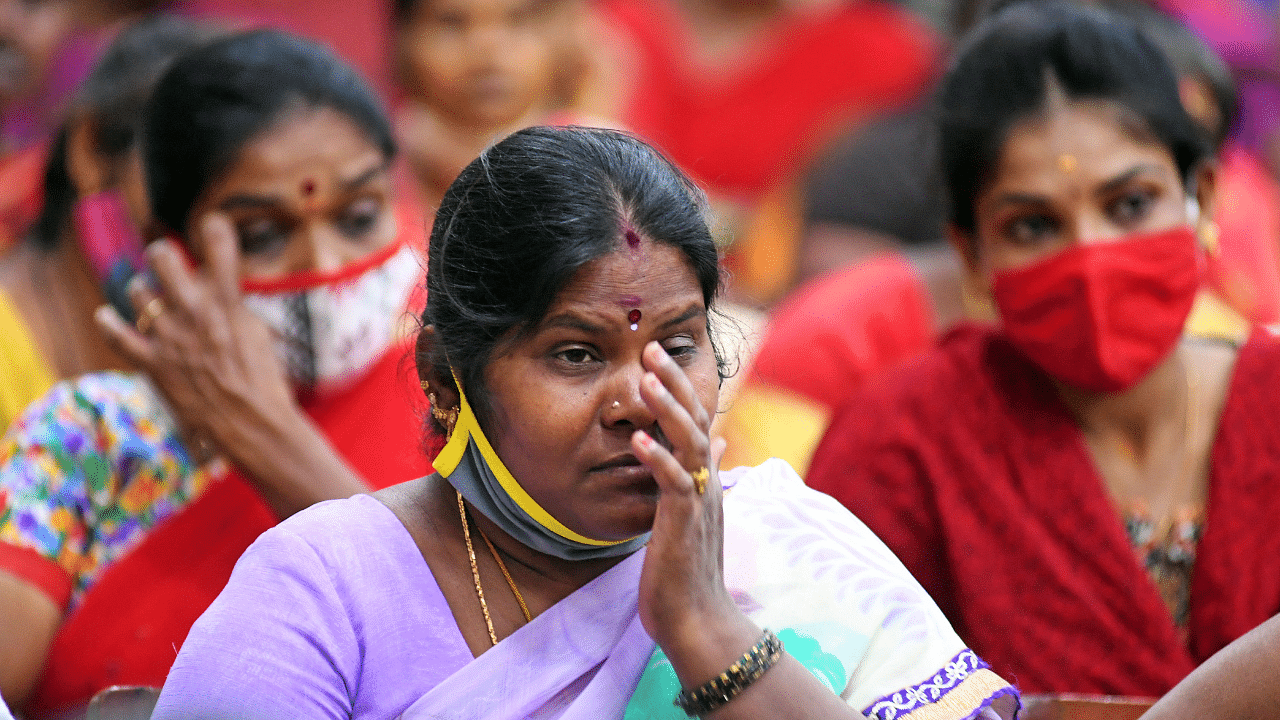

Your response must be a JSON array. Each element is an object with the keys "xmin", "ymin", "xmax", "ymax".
[
  {"xmin": 241, "ymin": 240, "xmax": 421, "ymax": 397},
  {"xmin": 992, "ymin": 226, "xmax": 1201, "ymax": 393}
]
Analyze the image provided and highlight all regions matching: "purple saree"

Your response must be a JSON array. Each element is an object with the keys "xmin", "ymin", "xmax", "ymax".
[{"xmin": 153, "ymin": 461, "xmax": 1017, "ymax": 720}]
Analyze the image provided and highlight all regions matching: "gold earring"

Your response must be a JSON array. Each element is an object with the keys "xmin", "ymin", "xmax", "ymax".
[
  {"xmin": 425, "ymin": 388, "xmax": 459, "ymax": 437},
  {"xmin": 1199, "ymin": 220, "xmax": 1221, "ymax": 258},
  {"xmin": 433, "ymin": 403, "xmax": 459, "ymax": 438}
]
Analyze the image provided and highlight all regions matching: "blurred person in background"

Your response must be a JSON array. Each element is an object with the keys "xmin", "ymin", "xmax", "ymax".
[
  {"xmin": 0, "ymin": 0, "xmax": 74, "ymax": 252},
  {"xmin": 177, "ymin": 0, "xmax": 393, "ymax": 94},
  {"xmin": 0, "ymin": 30, "xmax": 435, "ymax": 716},
  {"xmin": 807, "ymin": 1, "xmax": 1280, "ymax": 697},
  {"xmin": 391, "ymin": 0, "xmax": 599, "ymax": 210},
  {"xmin": 722, "ymin": 0, "xmax": 1280, "ymax": 476},
  {"xmin": 0, "ymin": 15, "xmax": 215, "ymax": 433},
  {"xmin": 595, "ymin": 0, "xmax": 939, "ymax": 305}
]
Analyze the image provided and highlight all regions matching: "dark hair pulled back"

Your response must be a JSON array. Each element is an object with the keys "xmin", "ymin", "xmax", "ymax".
[
  {"xmin": 32, "ymin": 15, "xmax": 215, "ymax": 251},
  {"xmin": 143, "ymin": 29, "xmax": 395, "ymax": 237},
  {"xmin": 421, "ymin": 126, "xmax": 723, "ymax": 419},
  {"xmin": 939, "ymin": 1, "xmax": 1211, "ymax": 237}
]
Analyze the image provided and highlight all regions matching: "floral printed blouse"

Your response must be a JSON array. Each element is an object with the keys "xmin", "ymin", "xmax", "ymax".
[{"xmin": 0, "ymin": 372, "xmax": 220, "ymax": 609}]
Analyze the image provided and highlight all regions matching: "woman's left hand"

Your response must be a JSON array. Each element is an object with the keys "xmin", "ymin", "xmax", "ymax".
[{"xmin": 631, "ymin": 341, "xmax": 759, "ymax": 679}]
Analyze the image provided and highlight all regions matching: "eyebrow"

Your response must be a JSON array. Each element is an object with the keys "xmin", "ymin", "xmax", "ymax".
[
  {"xmin": 987, "ymin": 163, "xmax": 1171, "ymax": 211},
  {"xmin": 540, "ymin": 303, "xmax": 706, "ymax": 334},
  {"xmin": 659, "ymin": 304, "xmax": 707, "ymax": 329},
  {"xmin": 216, "ymin": 163, "xmax": 388, "ymax": 212},
  {"xmin": 219, "ymin": 194, "xmax": 282, "ymax": 212},
  {"xmin": 1095, "ymin": 164, "xmax": 1167, "ymax": 196},
  {"xmin": 339, "ymin": 163, "xmax": 388, "ymax": 192}
]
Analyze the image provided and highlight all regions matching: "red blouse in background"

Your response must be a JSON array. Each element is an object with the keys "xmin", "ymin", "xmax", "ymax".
[
  {"xmin": 1208, "ymin": 143, "xmax": 1280, "ymax": 325},
  {"xmin": 598, "ymin": 0, "xmax": 938, "ymax": 203},
  {"xmin": 806, "ymin": 324, "xmax": 1280, "ymax": 696},
  {"xmin": 176, "ymin": 0, "xmax": 392, "ymax": 93}
]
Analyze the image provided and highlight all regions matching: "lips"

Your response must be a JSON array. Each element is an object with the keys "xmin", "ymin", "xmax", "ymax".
[{"xmin": 589, "ymin": 453, "xmax": 658, "ymax": 488}]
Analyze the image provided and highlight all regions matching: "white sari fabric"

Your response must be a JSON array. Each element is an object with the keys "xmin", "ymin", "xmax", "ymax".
[{"xmin": 402, "ymin": 459, "xmax": 1018, "ymax": 720}]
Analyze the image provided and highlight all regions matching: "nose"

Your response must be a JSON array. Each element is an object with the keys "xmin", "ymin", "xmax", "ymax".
[
  {"xmin": 602, "ymin": 360, "xmax": 657, "ymax": 430},
  {"xmin": 1073, "ymin": 208, "xmax": 1134, "ymax": 247},
  {"xmin": 299, "ymin": 224, "xmax": 361, "ymax": 275}
]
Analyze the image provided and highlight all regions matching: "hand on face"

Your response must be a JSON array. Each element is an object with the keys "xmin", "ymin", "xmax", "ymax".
[
  {"xmin": 95, "ymin": 213, "xmax": 295, "ymax": 463},
  {"xmin": 632, "ymin": 339, "xmax": 736, "ymax": 647}
]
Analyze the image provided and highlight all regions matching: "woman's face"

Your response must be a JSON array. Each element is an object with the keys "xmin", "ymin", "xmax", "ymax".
[
  {"xmin": 481, "ymin": 239, "xmax": 719, "ymax": 541},
  {"xmin": 398, "ymin": 0, "xmax": 558, "ymax": 128},
  {"xmin": 188, "ymin": 107, "xmax": 397, "ymax": 280},
  {"xmin": 964, "ymin": 98, "xmax": 1206, "ymax": 282}
]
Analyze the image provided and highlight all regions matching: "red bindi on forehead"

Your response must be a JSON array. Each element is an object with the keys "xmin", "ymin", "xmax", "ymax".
[{"xmin": 301, "ymin": 179, "xmax": 317, "ymax": 197}]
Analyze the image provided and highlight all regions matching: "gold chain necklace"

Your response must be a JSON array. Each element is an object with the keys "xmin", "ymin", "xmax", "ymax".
[{"xmin": 456, "ymin": 491, "xmax": 531, "ymax": 647}]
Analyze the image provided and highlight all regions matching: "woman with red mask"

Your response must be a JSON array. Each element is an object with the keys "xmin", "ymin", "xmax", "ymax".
[
  {"xmin": 0, "ymin": 30, "xmax": 434, "ymax": 716},
  {"xmin": 806, "ymin": 1, "xmax": 1280, "ymax": 699}
]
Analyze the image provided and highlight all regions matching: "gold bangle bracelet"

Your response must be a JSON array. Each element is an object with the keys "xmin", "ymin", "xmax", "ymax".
[{"xmin": 673, "ymin": 629, "xmax": 783, "ymax": 717}]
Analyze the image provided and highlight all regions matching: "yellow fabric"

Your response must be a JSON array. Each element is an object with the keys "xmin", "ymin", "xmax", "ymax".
[
  {"xmin": 434, "ymin": 373, "xmax": 630, "ymax": 547},
  {"xmin": 0, "ymin": 290, "xmax": 56, "ymax": 434},
  {"xmin": 719, "ymin": 384, "xmax": 832, "ymax": 478},
  {"xmin": 1185, "ymin": 288, "xmax": 1252, "ymax": 343}
]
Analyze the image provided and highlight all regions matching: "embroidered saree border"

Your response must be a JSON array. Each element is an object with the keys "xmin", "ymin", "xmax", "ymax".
[{"xmin": 865, "ymin": 649, "xmax": 1015, "ymax": 720}]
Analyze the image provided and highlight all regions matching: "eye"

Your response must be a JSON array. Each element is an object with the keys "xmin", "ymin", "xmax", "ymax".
[
  {"xmin": 552, "ymin": 346, "xmax": 600, "ymax": 366},
  {"xmin": 336, "ymin": 197, "xmax": 384, "ymax": 240},
  {"xmin": 1003, "ymin": 213, "xmax": 1060, "ymax": 246},
  {"xmin": 1108, "ymin": 188, "xmax": 1157, "ymax": 225},
  {"xmin": 432, "ymin": 9, "xmax": 467, "ymax": 29},
  {"xmin": 237, "ymin": 217, "xmax": 291, "ymax": 257},
  {"xmin": 661, "ymin": 336, "xmax": 699, "ymax": 363}
]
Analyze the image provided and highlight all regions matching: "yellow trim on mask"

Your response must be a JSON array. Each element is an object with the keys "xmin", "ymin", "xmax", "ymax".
[{"xmin": 433, "ymin": 373, "xmax": 626, "ymax": 547}]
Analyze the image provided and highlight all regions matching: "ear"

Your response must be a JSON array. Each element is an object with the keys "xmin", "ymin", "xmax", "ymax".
[
  {"xmin": 65, "ymin": 117, "xmax": 110, "ymax": 198},
  {"xmin": 415, "ymin": 325, "xmax": 460, "ymax": 410},
  {"xmin": 946, "ymin": 223, "xmax": 1000, "ymax": 322},
  {"xmin": 1192, "ymin": 160, "xmax": 1220, "ymax": 224},
  {"xmin": 945, "ymin": 223, "xmax": 984, "ymax": 281}
]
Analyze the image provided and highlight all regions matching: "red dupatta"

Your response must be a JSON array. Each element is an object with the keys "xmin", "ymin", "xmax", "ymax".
[{"xmin": 807, "ymin": 325, "xmax": 1280, "ymax": 695}]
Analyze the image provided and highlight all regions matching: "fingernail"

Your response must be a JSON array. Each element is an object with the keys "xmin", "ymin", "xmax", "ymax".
[
  {"xmin": 635, "ymin": 430, "xmax": 654, "ymax": 448},
  {"xmin": 645, "ymin": 374, "xmax": 665, "ymax": 394},
  {"xmin": 93, "ymin": 305, "xmax": 116, "ymax": 326}
]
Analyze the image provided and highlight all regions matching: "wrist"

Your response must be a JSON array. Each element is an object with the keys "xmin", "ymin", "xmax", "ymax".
[{"xmin": 657, "ymin": 605, "xmax": 762, "ymax": 689}]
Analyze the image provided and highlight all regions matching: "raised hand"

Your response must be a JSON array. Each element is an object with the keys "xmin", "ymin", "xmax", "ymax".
[
  {"xmin": 94, "ymin": 214, "xmax": 294, "ymax": 457},
  {"xmin": 629, "ymin": 341, "xmax": 756, "ymax": 678},
  {"xmin": 94, "ymin": 214, "xmax": 365, "ymax": 516}
]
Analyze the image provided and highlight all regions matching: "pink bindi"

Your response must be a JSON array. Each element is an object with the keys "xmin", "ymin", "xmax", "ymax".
[{"xmin": 628, "ymin": 308, "xmax": 642, "ymax": 331}]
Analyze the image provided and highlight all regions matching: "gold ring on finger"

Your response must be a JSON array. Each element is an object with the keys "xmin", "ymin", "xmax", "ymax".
[
  {"xmin": 135, "ymin": 297, "xmax": 167, "ymax": 334},
  {"xmin": 690, "ymin": 467, "xmax": 710, "ymax": 495}
]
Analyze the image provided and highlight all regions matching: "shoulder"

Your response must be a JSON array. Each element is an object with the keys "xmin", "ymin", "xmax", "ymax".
[
  {"xmin": 1232, "ymin": 329, "xmax": 1280, "ymax": 386},
  {"xmin": 3, "ymin": 371, "xmax": 190, "ymax": 475},
  {"xmin": 1216, "ymin": 329, "xmax": 1280, "ymax": 447},
  {"xmin": 819, "ymin": 325, "xmax": 1008, "ymax": 442},
  {"xmin": 725, "ymin": 459, "xmax": 899, "ymax": 560},
  {"xmin": 246, "ymin": 493, "xmax": 422, "ymax": 589}
]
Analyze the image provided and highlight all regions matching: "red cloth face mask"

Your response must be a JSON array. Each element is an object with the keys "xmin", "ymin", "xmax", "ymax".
[{"xmin": 992, "ymin": 226, "xmax": 1201, "ymax": 393}]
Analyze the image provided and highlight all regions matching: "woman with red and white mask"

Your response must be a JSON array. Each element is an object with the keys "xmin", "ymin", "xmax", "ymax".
[
  {"xmin": 807, "ymin": 1, "xmax": 1280, "ymax": 701},
  {"xmin": 0, "ymin": 30, "xmax": 435, "ymax": 717}
]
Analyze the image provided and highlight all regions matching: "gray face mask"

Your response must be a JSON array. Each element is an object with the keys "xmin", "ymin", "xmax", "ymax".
[{"xmin": 434, "ymin": 380, "xmax": 650, "ymax": 562}]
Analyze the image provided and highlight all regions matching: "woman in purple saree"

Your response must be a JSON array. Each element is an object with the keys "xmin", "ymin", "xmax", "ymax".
[{"xmin": 152, "ymin": 127, "xmax": 1019, "ymax": 720}]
